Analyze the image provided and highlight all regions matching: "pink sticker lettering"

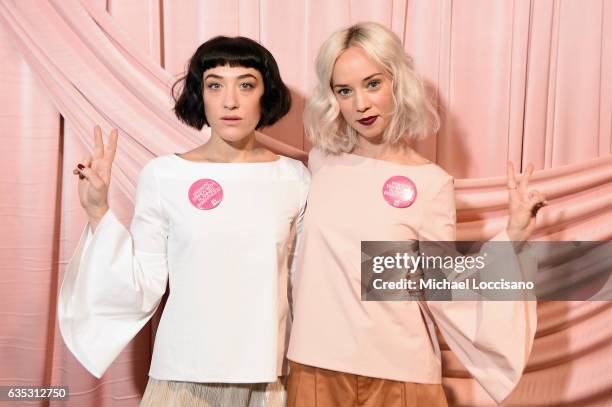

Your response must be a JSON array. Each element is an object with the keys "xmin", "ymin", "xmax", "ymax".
[
  {"xmin": 382, "ymin": 176, "xmax": 417, "ymax": 208},
  {"xmin": 188, "ymin": 179, "xmax": 223, "ymax": 210}
]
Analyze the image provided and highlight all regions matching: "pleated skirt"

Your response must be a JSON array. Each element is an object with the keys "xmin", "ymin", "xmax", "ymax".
[
  {"xmin": 140, "ymin": 377, "xmax": 286, "ymax": 407},
  {"xmin": 287, "ymin": 362, "xmax": 448, "ymax": 407}
]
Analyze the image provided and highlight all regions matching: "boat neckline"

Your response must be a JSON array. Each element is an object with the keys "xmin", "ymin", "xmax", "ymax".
[{"xmin": 171, "ymin": 153, "xmax": 283, "ymax": 165}]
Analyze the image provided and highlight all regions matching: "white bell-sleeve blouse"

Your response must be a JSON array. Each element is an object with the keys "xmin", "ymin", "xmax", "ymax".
[{"xmin": 58, "ymin": 154, "xmax": 310, "ymax": 382}]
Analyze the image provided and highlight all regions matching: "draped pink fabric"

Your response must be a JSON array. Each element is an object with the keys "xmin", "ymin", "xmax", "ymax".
[{"xmin": 0, "ymin": 0, "xmax": 610, "ymax": 405}]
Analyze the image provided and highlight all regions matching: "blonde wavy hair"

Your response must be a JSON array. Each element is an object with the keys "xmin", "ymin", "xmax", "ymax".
[{"xmin": 305, "ymin": 22, "xmax": 440, "ymax": 154}]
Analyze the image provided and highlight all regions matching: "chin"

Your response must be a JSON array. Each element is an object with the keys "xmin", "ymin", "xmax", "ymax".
[
  {"xmin": 357, "ymin": 129, "xmax": 385, "ymax": 143},
  {"xmin": 217, "ymin": 129, "xmax": 254, "ymax": 143}
]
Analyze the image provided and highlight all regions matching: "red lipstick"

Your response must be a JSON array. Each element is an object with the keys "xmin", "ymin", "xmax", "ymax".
[{"xmin": 358, "ymin": 115, "xmax": 378, "ymax": 126}]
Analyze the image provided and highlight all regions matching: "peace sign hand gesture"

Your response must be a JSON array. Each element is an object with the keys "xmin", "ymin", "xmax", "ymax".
[
  {"xmin": 73, "ymin": 126, "xmax": 118, "ymax": 227},
  {"xmin": 505, "ymin": 161, "xmax": 548, "ymax": 241}
]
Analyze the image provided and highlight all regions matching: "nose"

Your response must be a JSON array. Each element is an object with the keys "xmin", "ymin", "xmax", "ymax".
[
  {"xmin": 354, "ymin": 90, "xmax": 371, "ymax": 113},
  {"xmin": 223, "ymin": 87, "xmax": 238, "ymax": 110}
]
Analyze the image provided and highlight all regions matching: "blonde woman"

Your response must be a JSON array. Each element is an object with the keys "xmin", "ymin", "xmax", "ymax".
[{"xmin": 287, "ymin": 22, "xmax": 545, "ymax": 406}]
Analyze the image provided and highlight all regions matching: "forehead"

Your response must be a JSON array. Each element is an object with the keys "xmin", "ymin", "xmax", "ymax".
[
  {"xmin": 203, "ymin": 64, "xmax": 262, "ymax": 79},
  {"xmin": 332, "ymin": 46, "xmax": 382, "ymax": 84}
]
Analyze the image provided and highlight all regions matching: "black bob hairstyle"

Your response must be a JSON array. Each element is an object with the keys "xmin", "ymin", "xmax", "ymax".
[{"xmin": 172, "ymin": 36, "xmax": 291, "ymax": 130}]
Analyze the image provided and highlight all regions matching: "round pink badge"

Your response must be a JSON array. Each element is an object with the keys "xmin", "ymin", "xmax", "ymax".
[
  {"xmin": 188, "ymin": 179, "xmax": 223, "ymax": 210},
  {"xmin": 382, "ymin": 176, "xmax": 417, "ymax": 208}
]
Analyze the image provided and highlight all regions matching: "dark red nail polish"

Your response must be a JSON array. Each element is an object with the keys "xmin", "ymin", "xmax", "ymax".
[
  {"xmin": 77, "ymin": 163, "xmax": 85, "ymax": 170},
  {"xmin": 79, "ymin": 174, "xmax": 85, "ymax": 180}
]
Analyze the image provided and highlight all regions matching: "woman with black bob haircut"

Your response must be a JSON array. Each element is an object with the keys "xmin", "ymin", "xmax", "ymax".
[
  {"xmin": 61, "ymin": 35, "xmax": 309, "ymax": 406},
  {"xmin": 173, "ymin": 35, "xmax": 291, "ymax": 131}
]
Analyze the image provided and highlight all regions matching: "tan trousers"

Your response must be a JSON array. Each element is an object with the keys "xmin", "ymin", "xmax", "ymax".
[
  {"xmin": 287, "ymin": 362, "xmax": 448, "ymax": 407},
  {"xmin": 140, "ymin": 377, "xmax": 286, "ymax": 407}
]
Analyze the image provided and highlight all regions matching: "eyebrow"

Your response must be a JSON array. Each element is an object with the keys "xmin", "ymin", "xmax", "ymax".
[
  {"xmin": 332, "ymin": 73, "xmax": 383, "ymax": 88},
  {"xmin": 204, "ymin": 73, "xmax": 258, "ymax": 81}
]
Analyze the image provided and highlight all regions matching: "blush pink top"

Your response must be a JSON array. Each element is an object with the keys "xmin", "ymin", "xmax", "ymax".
[{"xmin": 287, "ymin": 148, "xmax": 537, "ymax": 404}]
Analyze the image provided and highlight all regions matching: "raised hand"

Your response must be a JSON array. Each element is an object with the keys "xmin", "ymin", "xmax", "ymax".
[
  {"xmin": 505, "ymin": 161, "xmax": 547, "ymax": 241},
  {"xmin": 73, "ymin": 126, "xmax": 118, "ymax": 226}
]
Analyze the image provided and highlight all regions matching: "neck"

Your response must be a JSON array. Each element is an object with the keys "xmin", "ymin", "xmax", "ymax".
[
  {"xmin": 353, "ymin": 138, "xmax": 414, "ymax": 160},
  {"xmin": 205, "ymin": 130, "xmax": 258, "ymax": 161},
  {"xmin": 353, "ymin": 135, "xmax": 392, "ymax": 159}
]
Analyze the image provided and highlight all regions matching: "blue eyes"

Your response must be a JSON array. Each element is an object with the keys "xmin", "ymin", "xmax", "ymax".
[
  {"xmin": 367, "ymin": 80, "xmax": 381, "ymax": 89},
  {"xmin": 336, "ymin": 80, "xmax": 382, "ymax": 97}
]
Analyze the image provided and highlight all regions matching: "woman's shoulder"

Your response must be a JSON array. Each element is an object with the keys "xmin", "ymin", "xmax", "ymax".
[
  {"xmin": 394, "ymin": 149, "xmax": 453, "ymax": 189},
  {"xmin": 135, "ymin": 154, "xmax": 189, "ymax": 184},
  {"xmin": 412, "ymin": 162, "xmax": 454, "ymax": 201},
  {"xmin": 306, "ymin": 146, "xmax": 329, "ymax": 174},
  {"xmin": 421, "ymin": 162, "xmax": 453, "ymax": 183},
  {"xmin": 277, "ymin": 155, "xmax": 311, "ymax": 183},
  {"xmin": 142, "ymin": 154, "xmax": 177, "ymax": 172}
]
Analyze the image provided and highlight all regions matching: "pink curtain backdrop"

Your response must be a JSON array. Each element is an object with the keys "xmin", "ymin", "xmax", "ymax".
[{"xmin": 0, "ymin": 0, "xmax": 610, "ymax": 405}]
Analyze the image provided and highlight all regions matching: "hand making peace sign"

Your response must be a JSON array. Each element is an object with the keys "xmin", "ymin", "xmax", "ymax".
[
  {"xmin": 73, "ymin": 126, "xmax": 118, "ymax": 223},
  {"xmin": 505, "ymin": 161, "xmax": 548, "ymax": 241}
]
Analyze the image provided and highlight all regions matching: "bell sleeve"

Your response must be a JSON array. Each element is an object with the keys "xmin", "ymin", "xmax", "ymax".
[
  {"xmin": 58, "ymin": 160, "xmax": 169, "ymax": 378},
  {"xmin": 418, "ymin": 177, "xmax": 538, "ymax": 405}
]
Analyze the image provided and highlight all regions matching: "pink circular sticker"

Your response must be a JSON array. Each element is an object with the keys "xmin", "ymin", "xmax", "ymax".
[
  {"xmin": 188, "ymin": 179, "xmax": 223, "ymax": 210},
  {"xmin": 382, "ymin": 176, "xmax": 417, "ymax": 208}
]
